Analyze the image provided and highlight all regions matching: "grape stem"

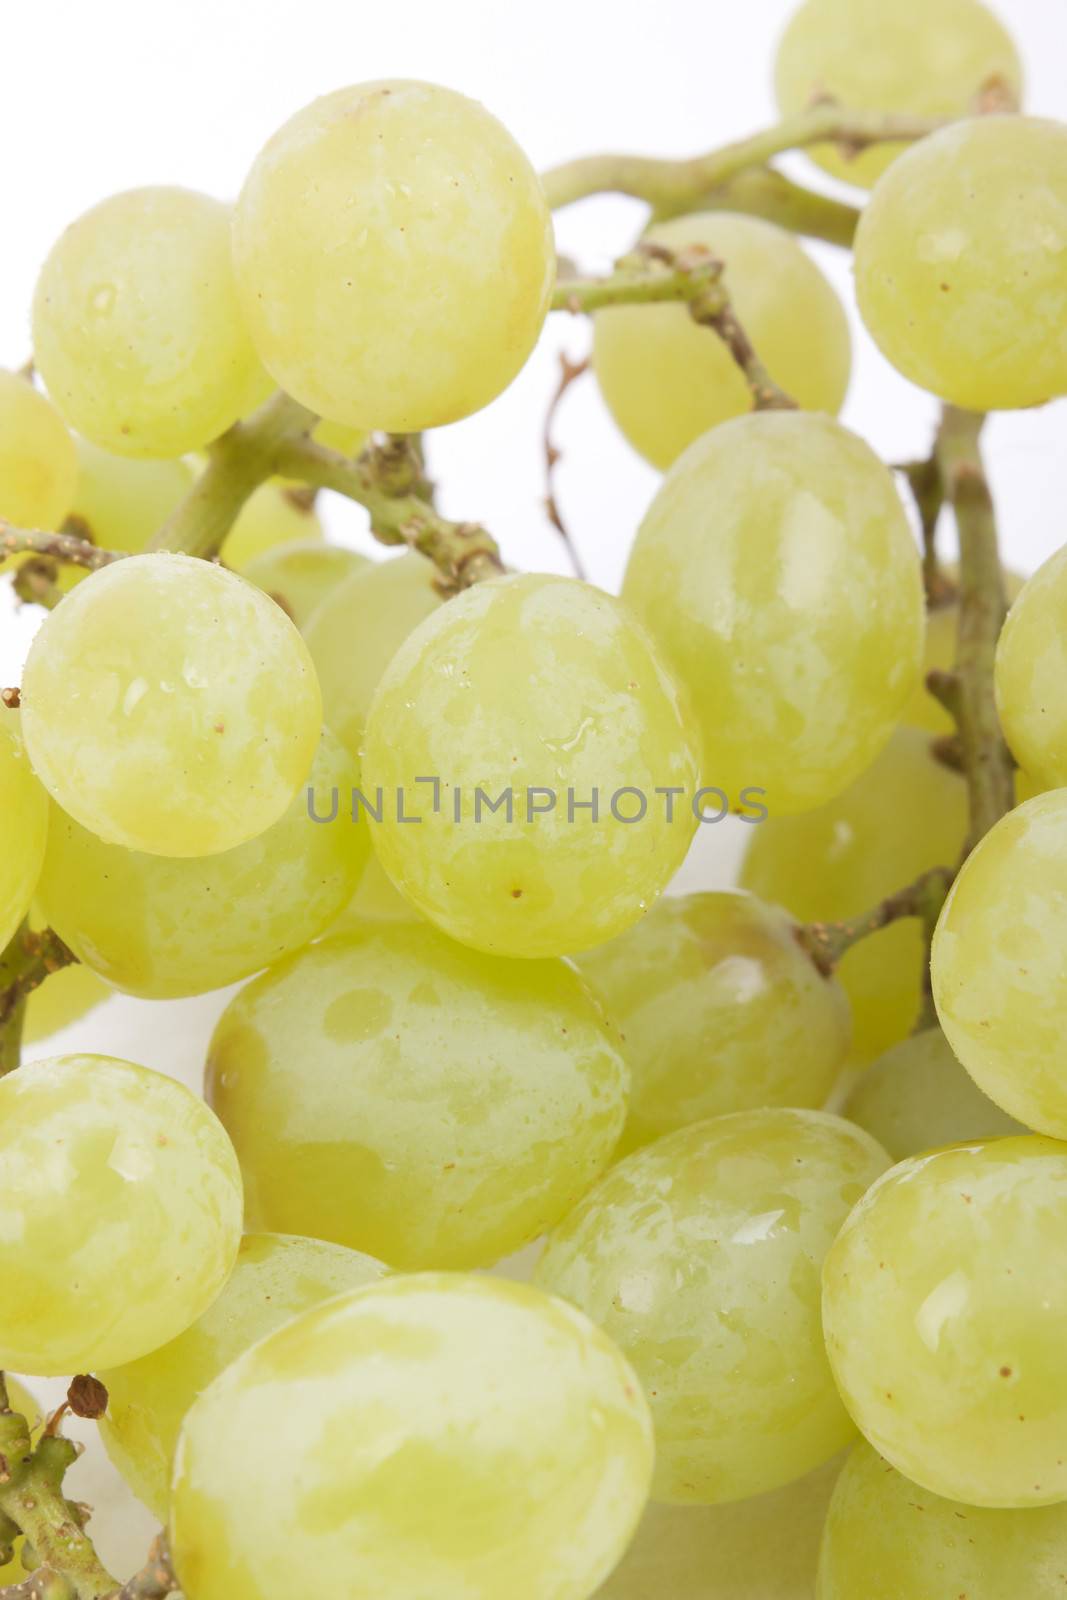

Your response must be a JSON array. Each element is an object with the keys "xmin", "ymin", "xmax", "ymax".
[
  {"xmin": 542, "ymin": 352, "xmax": 591, "ymax": 580},
  {"xmin": 897, "ymin": 457, "xmax": 954, "ymax": 609},
  {"xmin": 0, "ymin": 525, "xmax": 122, "ymax": 574},
  {"xmin": 797, "ymin": 866, "xmax": 955, "ymax": 980},
  {"xmin": 0, "ymin": 925, "xmax": 78, "ymax": 1077}
]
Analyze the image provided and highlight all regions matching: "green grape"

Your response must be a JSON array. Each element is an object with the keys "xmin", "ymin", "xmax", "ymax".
[
  {"xmin": 622, "ymin": 412, "xmax": 923, "ymax": 819},
  {"xmin": 537, "ymin": 1108, "xmax": 890, "ymax": 1505},
  {"xmin": 0, "ymin": 1053, "xmax": 242, "ymax": 1375},
  {"xmin": 220, "ymin": 482, "xmax": 323, "ymax": 573},
  {"xmin": 172, "ymin": 1274, "xmax": 653, "ymax": 1600},
  {"xmin": 0, "ymin": 716, "xmax": 49, "ymax": 950},
  {"xmin": 854, "ymin": 117, "xmax": 1067, "ymax": 411},
  {"xmin": 575, "ymin": 891, "xmax": 851, "ymax": 1155},
  {"xmin": 904, "ymin": 568, "xmax": 1023, "ymax": 735},
  {"xmin": 362, "ymin": 574, "xmax": 700, "ymax": 959},
  {"xmin": 995, "ymin": 545, "xmax": 1067, "ymax": 787},
  {"xmin": 36, "ymin": 731, "xmax": 368, "ymax": 999},
  {"xmin": 932, "ymin": 790, "xmax": 1067, "ymax": 1138},
  {"xmin": 844, "ymin": 1026, "xmax": 1024, "ymax": 1161},
  {"xmin": 20, "ymin": 552, "xmax": 321, "ymax": 858},
  {"xmin": 205, "ymin": 924, "xmax": 628, "ymax": 1269},
  {"xmin": 234, "ymin": 81, "xmax": 555, "ymax": 431},
  {"xmin": 599, "ymin": 1454, "xmax": 842, "ymax": 1600},
  {"xmin": 0, "ymin": 369, "xmax": 77, "ymax": 530},
  {"xmin": 33, "ymin": 187, "xmax": 269, "ymax": 458},
  {"xmin": 0, "ymin": 1380, "xmax": 40, "ymax": 1585},
  {"xmin": 304, "ymin": 552, "xmax": 441, "ymax": 759},
  {"xmin": 775, "ymin": 0, "xmax": 1023, "ymax": 189},
  {"xmin": 70, "ymin": 437, "xmax": 193, "ymax": 552},
  {"xmin": 823, "ymin": 1135, "xmax": 1067, "ymax": 1507},
  {"xmin": 22, "ymin": 960, "xmax": 108, "ymax": 1043},
  {"xmin": 593, "ymin": 212, "xmax": 850, "ymax": 469},
  {"xmin": 311, "ymin": 418, "xmax": 367, "ymax": 457},
  {"xmin": 100, "ymin": 1231, "xmax": 386, "ymax": 1520},
  {"xmin": 741, "ymin": 726, "xmax": 968, "ymax": 1060},
  {"xmin": 242, "ymin": 538, "xmax": 367, "ymax": 628},
  {"xmin": 818, "ymin": 1438, "xmax": 1067, "ymax": 1599},
  {"xmin": 329, "ymin": 848, "xmax": 419, "ymax": 929}
]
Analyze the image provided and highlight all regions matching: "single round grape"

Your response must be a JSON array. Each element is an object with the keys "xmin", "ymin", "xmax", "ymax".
[
  {"xmin": 171, "ymin": 1274, "xmax": 653, "ymax": 1600},
  {"xmin": 22, "ymin": 960, "xmax": 108, "ymax": 1043},
  {"xmin": 69, "ymin": 437, "xmax": 193, "ymax": 553},
  {"xmin": 329, "ymin": 848, "xmax": 419, "ymax": 929},
  {"xmin": 593, "ymin": 212, "xmax": 850, "ymax": 469},
  {"xmin": 310, "ymin": 418, "xmax": 367, "ymax": 457},
  {"xmin": 233, "ymin": 81, "xmax": 555, "ymax": 431},
  {"xmin": 622, "ymin": 412, "xmax": 923, "ymax": 818},
  {"xmin": 598, "ymin": 1455, "xmax": 841, "ymax": 1600},
  {"xmin": 0, "ymin": 369, "xmax": 77, "ymax": 530},
  {"xmin": 932, "ymin": 790, "xmax": 1067, "ymax": 1138},
  {"xmin": 818, "ymin": 1438, "xmax": 1067, "ymax": 1599},
  {"xmin": 20, "ymin": 552, "xmax": 322, "ymax": 858},
  {"xmin": 575, "ymin": 891, "xmax": 850, "ymax": 1154},
  {"xmin": 220, "ymin": 481, "xmax": 323, "ymax": 573},
  {"xmin": 303, "ymin": 552, "xmax": 441, "ymax": 757},
  {"xmin": 0, "ymin": 1380, "xmax": 40, "ymax": 1586},
  {"xmin": 33, "ymin": 187, "xmax": 268, "ymax": 458},
  {"xmin": 995, "ymin": 545, "xmax": 1067, "ymax": 787},
  {"xmin": 242, "ymin": 539, "xmax": 367, "ymax": 629},
  {"xmin": 904, "ymin": 568, "xmax": 1023, "ymax": 735},
  {"xmin": 362, "ymin": 574, "xmax": 699, "ymax": 958},
  {"xmin": 36, "ymin": 730, "xmax": 367, "ymax": 998},
  {"xmin": 775, "ymin": 0, "xmax": 1023, "ymax": 189},
  {"xmin": 0, "ymin": 716, "xmax": 49, "ymax": 950},
  {"xmin": 537, "ymin": 1108, "xmax": 890, "ymax": 1505},
  {"xmin": 854, "ymin": 117, "xmax": 1067, "ymax": 410},
  {"xmin": 206, "ymin": 924, "xmax": 629, "ymax": 1269},
  {"xmin": 0, "ymin": 1054, "xmax": 242, "ymax": 1375},
  {"xmin": 742, "ymin": 726, "xmax": 968, "ymax": 1060},
  {"xmin": 100, "ymin": 1231, "xmax": 386, "ymax": 1520},
  {"xmin": 823, "ymin": 1135, "xmax": 1067, "ymax": 1506}
]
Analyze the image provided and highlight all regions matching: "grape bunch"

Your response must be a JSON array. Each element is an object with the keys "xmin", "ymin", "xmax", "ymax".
[{"xmin": 1, "ymin": 2, "xmax": 1067, "ymax": 1596}]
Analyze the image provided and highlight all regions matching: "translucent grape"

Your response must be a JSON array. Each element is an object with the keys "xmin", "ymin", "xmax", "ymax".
[
  {"xmin": 593, "ymin": 213, "xmax": 850, "ymax": 469},
  {"xmin": 0, "ymin": 716, "xmax": 49, "ymax": 950},
  {"xmin": 622, "ymin": 412, "xmax": 923, "ymax": 818},
  {"xmin": 100, "ymin": 1231, "xmax": 386, "ymax": 1520},
  {"xmin": 22, "ymin": 959, "xmax": 108, "ymax": 1043},
  {"xmin": 932, "ymin": 790, "xmax": 1067, "ymax": 1139},
  {"xmin": 0, "ymin": 1054, "xmax": 242, "ymax": 1375},
  {"xmin": 0, "ymin": 369, "xmax": 77, "ymax": 530},
  {"xmin": 0, "ymin": 1380, "xmax": 40, "ymax": 1586},
  {"xmin": 329, "ymin": 849, "xmax": 419, "ymax": 929},
  {"xmin": 537, "ymin": 1108, "xmax": 890, "ymax": 1505},
  {"xmin": 775, "ymin": 0, "xmax": 1023, "ymax": 188},
  {"xmin": 36, "ymin": 731, "xmax": 367, "ymax": 998},
  {"xmin": 823, "ymin": 1135, "xmax": 1067, "ymax": 1506},
  {"xmin": 171, "ymin": 1274, "xmax": 653, "ymax": 1600},
  {"xmin": 20, "ymin": 552, "xmax": 322, "ymax": 858},
  {"xmin": 362, "ymin": 574, "xmax": 700, "ymax": 958},
  {"xmin": 303, "ymin": 552, "xmax": 440, "ymax": 756},
  {"xmin": 69, "ymin": 437, "xmax": 193, "ymax": 553},
  {"xmin": 233, "ymin": 81, "xmax": 555, "ymax": 431},
  {"xmin": 742, "ymin": 726, "xmax": 968, "ymax": 1059},
  {"xmin": 818, "ymin": 1439, "xmax": 1067, "ymax": 1599},
  {"xmin": 220, "ymin": 482, "xmax": 323, "ymax": 573},
  {"xmin": 575, "ymin": 891, "xmax": 851, "ymax": 1154},
  {"xmin": 995, "ymin": 545, "xmax": 1067, "ymax": 787},
  {"xmin": 242, "ymin": 539, "xmax": 367, "ymax": 629},
  {"xmin": 854, "ymin": 117, "xmax": 1067, "ymax": 410},
  {"xmin": 206, "ymin": 924, "xmax": 629, "ymax": 1269},
  {"xmin": 310, "ymin": 418, "xmax": 366, "ymax": 457},
  {"xmin": 33, "ymin": 187, "xmax": 268, "ymax": 458}
]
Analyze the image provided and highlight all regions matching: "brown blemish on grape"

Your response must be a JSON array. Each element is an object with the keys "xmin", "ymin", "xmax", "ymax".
[{"xmin": 511, "ymin": 888, "xmax": 523, "ymax": 898}]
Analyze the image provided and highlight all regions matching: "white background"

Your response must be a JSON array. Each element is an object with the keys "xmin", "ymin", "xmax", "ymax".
[{"xmin": 2, "ymin": 0, "xmax": 1066, "ymax": 1579}]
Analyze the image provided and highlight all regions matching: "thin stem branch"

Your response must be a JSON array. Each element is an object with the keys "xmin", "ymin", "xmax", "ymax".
[
  {"xmin": 543, "ymin": 353, "xmax": 590, "ymax": 580},
  {"xmin": 797, "ymin": 867, "xmax": 955, "ymax": 979},
  {"xmin": 898, "ymin": 456, "xmax": 953, "ymax": 608},
  {"xmin": 0, "ymin": 926, "xmax": 78, "ymax": 1077},
  {"xmin": 0, "ymin": 1415, "xmax": 116, "ymax": 1600},
  {"xmin": 0, "ymin": 526, "xmax": 123, "ymax": 573}
]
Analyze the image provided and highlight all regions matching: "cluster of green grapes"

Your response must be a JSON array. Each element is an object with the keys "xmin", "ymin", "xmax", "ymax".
[{"xmin": 3, "ymin": 0, "xmax": 1067, "ymax": 1595}]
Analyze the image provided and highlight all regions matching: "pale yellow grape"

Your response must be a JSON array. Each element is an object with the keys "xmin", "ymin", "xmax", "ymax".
[
  {"xmin": 844, "ymin": 1027, "xmax": 1024, "ymax": 1162},
  {"xmin": 304, "ymin": 552, "xmax": 441, "ymax": 759},
  {"xmin": 311, "ymin": 418, "xmax": 367, "ymax": 457},
  {"xmin": 823, "ymin": 1135, "xmax": 1067, "ymax": 1506},
  {"xmin": 36, "ymin": 731, "xmax": 368, "ymax": 998},
  {"xmin": 537, "ymin": 1108, "xmax": 890, "ymax": 1505},
  {"xmin": 932, "ymin": 790, "xmax": 1067, "ymax": 1138},
  {"xmin": 623, "ymin": 412, "xmax": 923, "ymax": 818},
  {"xmin": 995, "ymin": 545, "xmax": 1067, "ymax": 787},
  {"xmin": 242, "ymin": 539, "xmax": 367, "ymax": 628},
  {"xmin": 70, "ymin": 436, "xmax": 193, "ymax": 552},
  {"xmin": 206, "ymin": 924, "xmax": 628, "ymax": 1269},
  {"xmin": 818, "ymin": 1438, "xmax": 1067, "ymax": 1599},
  {"xmin": 855, "ymin": 117, "xmax": 1067, "ymax": 410},
  {"xmin": 0, "ymin": 716, "xmax": 49, "ymax": 950},
  {"xmin": 0, "ymin": 1380, "xmax": 40, "ymax": 1586},
  {"xmin": 329, "ymin": 849, "xmax": 418, "ymax": 929},
  {"xmin": 220, "ymin": 481, "xmax": 323, "ymax": 573},
  {"xmin": 362, "ymin": 574, "xmax": 700, "ymax": 958},
  {"xmin": 742, "ymin": 726, "xmax": 968, "ymax": 1059},
  {"xmin": 233, "ymin": 81, "xmax": 555, "ymax": 431},
  {"xmin": 20, "ymin": 552, "xmax": 321, "ymax": 858},
  {"xmin": 575, "ymin": 891, "xmax": 851, "ymax": 1154},
  {"xmin": 33, "ymin": 187, "xmax": 268, "ymax": 458},
  {"xmin": 23, "ymin": 961, "xmax": 108, "ymax": 1043},
  {"xmin": 599, "ymin": 1455, "xmax": 842, "ymax": 1600},
  {"xmin": 100, "ymin": 1231, "xmax": 386, "ymax": 1520},
  {"xmin": 904, "ymin": 568, "xmax": 1023, "ymax": 735},
  {"xmin": 0, "ymin": 369, "xmax": 77, "ymax": 529},
  {"xmin": 593, "ymin": 213, "xmax": 850, "ymax": 468},
  {"xmin": 775, "ymin": 0, "xmax": 1022, "ymax": 188},
  {"xmin": 0, "ymin": 1054, "xmax": 242, "ymax": 1375}
]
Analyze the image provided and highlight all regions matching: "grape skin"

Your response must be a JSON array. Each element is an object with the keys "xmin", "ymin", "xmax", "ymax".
[
  {"xmin": 0, "ymin": 369, "xmax": 77, "ymax": 531},
  {"xmin": 241, "ymin": 539, "xmax": 368, "ymax": 629},
  {"xmin": 537, "ymin": 1108, "xmax": 890, "ymax": 1506},
  {"xmin": 995, "ymin": 545, "xmax": 1067, "ymax": 788},
  {"xmin": 170, "ymin": 1274, "xmax": 654, "ymax": 1600},
  {"xmin": 205, "ymin": 924, "xmax": 629, "ymax": 1270},
  {"xmin": 0, "ymin": 716, "xmax": 49, "ymax": 951},
  {"xmin": 593, "ymin": 212, "xmax": 851, "ymax": 469},
  {"xmin": 69, "ymin": 437, "xmax": 193, "ymax": 554},
  {"xmin": 220, "ymin": 481, "xmax": 323, "ymax": 573},
  {"xmin": 0, "ymin": 1054, "xmax": 242, "ymax": 1375}
]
